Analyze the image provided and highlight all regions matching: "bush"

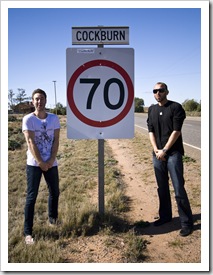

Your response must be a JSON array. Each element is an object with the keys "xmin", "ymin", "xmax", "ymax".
[
  {"xmin": 8, "ymin": 139, "xmax": 22, "ymax": 151},
  {"xmin": 182, "ymin": 99, "xmax": 200, "ymax": 112},
  {"xmin": 8, "ymin": 115, "xmax": 17, "ymax": 122},
  {"xmin": 134, "ymin": 97, "xmax": 144, "ymax": 113},
  {"xmin": 51, "ymin": 102, "xmax": 66, "ymax": 115}
]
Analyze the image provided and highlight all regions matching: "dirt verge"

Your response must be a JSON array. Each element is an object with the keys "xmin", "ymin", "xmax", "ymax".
[
  {"xmin": 106, "ymin": 130, "xmax": 201, "ymax": 263},
  {"xmin": 63, "ymin": 129, "xmax": 201, "ymax": 264}
]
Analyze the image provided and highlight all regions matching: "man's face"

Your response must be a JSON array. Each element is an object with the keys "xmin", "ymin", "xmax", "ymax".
[
  {"xmin": 32, "ymin": 93, "xmax": 46, "ymax": 111},
  {"xmin": 153, "ymin": 84, "xmax": 168, "ymax": 103}
]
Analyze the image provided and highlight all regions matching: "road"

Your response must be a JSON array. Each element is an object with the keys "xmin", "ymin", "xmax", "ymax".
[{"xmin": 134, "ymin": 113, "xmax": 201, "ymax": 162}]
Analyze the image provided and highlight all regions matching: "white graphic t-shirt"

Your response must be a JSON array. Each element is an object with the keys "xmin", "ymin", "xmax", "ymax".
[{"xmin": 22, "ymin": 112, "xmax": 60, "ymax": 166}]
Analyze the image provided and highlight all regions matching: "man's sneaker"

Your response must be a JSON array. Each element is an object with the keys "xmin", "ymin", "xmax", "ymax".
[
  {"xmin": 49, "ymin": 218, "xmax": 57, "ymax": 226},
  {"xmin": 179, "ymin": 227, "xmax": 193, "ymax": 237},
  {"xmin": 49, "ymin": 218, "xmax": 61, "ymax": 227},
  {"xmin": 25, "ymin": 235, "xmax": 34, "ymax": 245}
]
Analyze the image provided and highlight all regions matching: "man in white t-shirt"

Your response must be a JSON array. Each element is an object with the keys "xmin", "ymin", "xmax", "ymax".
[{"xmin": 22, "ymin": 89, "xmax": 60, "ymax": 244}]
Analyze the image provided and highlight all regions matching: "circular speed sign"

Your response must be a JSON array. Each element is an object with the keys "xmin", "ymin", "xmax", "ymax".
[{"xmin": 67, "ymin": 59, "xmax": 134, "ymax": 127}]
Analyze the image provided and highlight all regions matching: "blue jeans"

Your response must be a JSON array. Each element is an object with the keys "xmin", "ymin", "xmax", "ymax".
[
  {"xmin": 24, "ymin": 165, "xmax": 60, "ymax": 236},
  {"xmin": 153, "ymin": 152, "xmax": 193, "ymax": 228}
]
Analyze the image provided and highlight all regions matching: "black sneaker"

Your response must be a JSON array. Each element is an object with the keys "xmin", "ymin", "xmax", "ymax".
[
  {"xmin": 153, "ymin": 218, "xmax": 172, "ymax": 226},
  {"xmin": 49, "ymin": 218, "xmax": 60, "ymax": 227},
  {"xmin": 179, "ymin": 227, "xmax": 193, "ymax": 237}
]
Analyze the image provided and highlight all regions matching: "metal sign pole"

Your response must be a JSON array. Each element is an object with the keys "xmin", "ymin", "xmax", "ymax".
[
  {"xmin": 98, "ymin": 44, "xmax": 105, "ymax": 216},
  {"xmin": 98, "ymin": 138, "xmax": 104, "ymax": 215}
]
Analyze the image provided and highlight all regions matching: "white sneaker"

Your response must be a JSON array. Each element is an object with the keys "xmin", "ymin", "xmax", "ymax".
[{"xmin": 25, "ymin": 235, "xmax": 34, "ymax": 245}]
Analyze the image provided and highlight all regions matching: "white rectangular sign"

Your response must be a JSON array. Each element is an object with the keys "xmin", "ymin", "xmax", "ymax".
[
  {"xmin": 66, "ymin": 48, "xmax": 134, "ymax": 139},
  {"xmin": 72, "ymin": 26, "xmax": 129, "ymax": 45}
]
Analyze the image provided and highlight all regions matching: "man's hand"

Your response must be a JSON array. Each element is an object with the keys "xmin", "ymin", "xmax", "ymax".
[
  {"xmin": 46, "ymin": 158, "xmax": 55, "ymax": 169},
  {"xmin": 38, "ymin": 161, "xmax": 49, "ymax": 171},
  {"xmin": 155, "ymin": 149, "xmax": 167, "ymax": 161}
]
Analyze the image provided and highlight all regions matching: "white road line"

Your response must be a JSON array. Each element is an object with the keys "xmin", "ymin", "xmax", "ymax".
[
  {"xmin": 135, "ymin": 124, "xmax": 147, "ymax": 131},
  {"xmin": 183, "ymin": 142, "xmax": 201, "ymax": 151},
  {"xmin": 135, "ymin": 124, "xmax": 201, "ymax": 151},
  {"xmin": 183, "ymin": 124, "xmax": 193, "ymax": 127}
]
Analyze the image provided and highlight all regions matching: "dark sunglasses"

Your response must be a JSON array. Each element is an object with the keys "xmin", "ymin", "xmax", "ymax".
[{"xmin": 153, "ymin": 88, "xmax": 166, "ymax": 94}]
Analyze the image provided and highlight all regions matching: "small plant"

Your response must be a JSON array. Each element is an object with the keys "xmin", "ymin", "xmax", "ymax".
[
  {"xmin": 183, "ymin": 155, "xmax": 196, "ymax": 163},
  {"xmin": 8, "ymin": 115, "xmax": 17, "ymax": 122},
  {"xmin": 8, "ymin": 139, "xmax": 22, "ymax": 150},
  {"xmin": 168, "ymin": 239, "xmax": 184, "ymax": 248},
  {"xmin": 123, "ymin": 230, "xmax": 147, "ymax": 262}
]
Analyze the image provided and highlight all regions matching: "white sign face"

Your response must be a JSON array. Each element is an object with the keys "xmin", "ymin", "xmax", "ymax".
[
  {"xmin": 66, "ymin": 48, "xmax": 134, "ymax": 139},
  {"xmin": 72, "ymin": 26, "xmax": 129, "ymax": 45}
]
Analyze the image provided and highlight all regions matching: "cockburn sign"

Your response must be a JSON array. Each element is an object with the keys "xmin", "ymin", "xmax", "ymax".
[{"xmin": 72, "ymin": 26, "xmax": 129, "ymax": 45}]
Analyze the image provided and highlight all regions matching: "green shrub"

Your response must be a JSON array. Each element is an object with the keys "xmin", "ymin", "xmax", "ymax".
[
  {"xmin": 8, "ymin": 115, "xmax": 17, "ymax": 122},
  {"xmin": 8, "ymin": 139, "xmax": 22, "ymax": 151}
]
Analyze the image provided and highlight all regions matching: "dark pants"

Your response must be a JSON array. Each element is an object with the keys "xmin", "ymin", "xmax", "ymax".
[
  {"xmin": 153, "ymin": 152, "xmax": 193, "ymax": 228},
  {"xmin": 24, "ymin": 165, "xmax": 59, "ymax": 236}
]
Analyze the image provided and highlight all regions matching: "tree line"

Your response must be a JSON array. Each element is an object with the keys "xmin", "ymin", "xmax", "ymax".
[
  {"xmin": 134, "ymin": 97, "xmax": 201, "ymax": 112},
  {"xmin": 8, "ymin": 89, "xmax": 201, "ymax": 114}
]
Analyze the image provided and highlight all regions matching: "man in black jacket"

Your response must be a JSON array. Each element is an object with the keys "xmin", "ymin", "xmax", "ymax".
[{"xmin": 147, "ymin": 82, "xmax": 193, "ymax": 237}]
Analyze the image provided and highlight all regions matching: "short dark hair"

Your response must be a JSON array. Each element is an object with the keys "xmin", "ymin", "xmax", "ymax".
[
  {"xmin": 32, "ymin": 89, "xmax": 47, "ymax": 99},
  {"xmin": 156, "ymin": 82, "xmax": 168, "ymax": 91}
]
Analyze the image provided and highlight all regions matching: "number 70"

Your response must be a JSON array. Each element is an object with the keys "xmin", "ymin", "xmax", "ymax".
[{"xmin": 80, "ymin": 78, "xmax": 125, "ymax": 110}]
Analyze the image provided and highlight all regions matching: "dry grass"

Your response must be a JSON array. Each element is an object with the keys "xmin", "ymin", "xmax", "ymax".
[
  {"xmin": 8, "ymin": 114, "xmax": 201, "ymax": 264},
  {"xmin": 8, "ymin": 115, "xmax": 147, "ymax": 263}
]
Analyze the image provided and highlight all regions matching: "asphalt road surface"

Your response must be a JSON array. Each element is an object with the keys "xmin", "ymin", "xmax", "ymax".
[{"xmin": 134, "ymin": 113, "xmax": 201, "ymax": 163}]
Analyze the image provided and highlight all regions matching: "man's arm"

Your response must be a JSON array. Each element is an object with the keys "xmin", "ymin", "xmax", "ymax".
[
  {"xmin": 163, "ymin": 130, "xmax": 181, "ymax": 151},
  {"xmin": 46, "ymin": 128, "xmax": 60, "ymax": 168},
  {"xmin": 23, "ymin": 130, "xmax": 49, "ymax": 171},
  {"xmin": 148, "ymin": 132, "xmax": 158, "ymax": 154},
  {"xmin": 149, "ymin": 132, "xmax": 167, "ymax": 160}
]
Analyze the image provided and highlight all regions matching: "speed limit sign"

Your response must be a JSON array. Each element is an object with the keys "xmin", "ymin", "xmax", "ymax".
[{"xmin": 66, "ymin": 48, "xmax": 134, "ymax": 139}]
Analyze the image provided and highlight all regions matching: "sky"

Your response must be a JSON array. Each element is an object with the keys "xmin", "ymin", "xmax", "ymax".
[{"xmin": 5, "ymin": 1, "xmax": 206, "ymax": 109}]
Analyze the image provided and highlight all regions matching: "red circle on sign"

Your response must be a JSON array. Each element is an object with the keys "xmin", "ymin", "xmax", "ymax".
[{"xmin": 67, "ymin": 59, "xmax": 134, "ymax": 127}]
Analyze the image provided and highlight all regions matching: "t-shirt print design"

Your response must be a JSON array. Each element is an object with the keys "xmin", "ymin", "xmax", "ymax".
[{"xmin": 35, "ymin": 121, "xmax": 53, "ymax": 159}]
